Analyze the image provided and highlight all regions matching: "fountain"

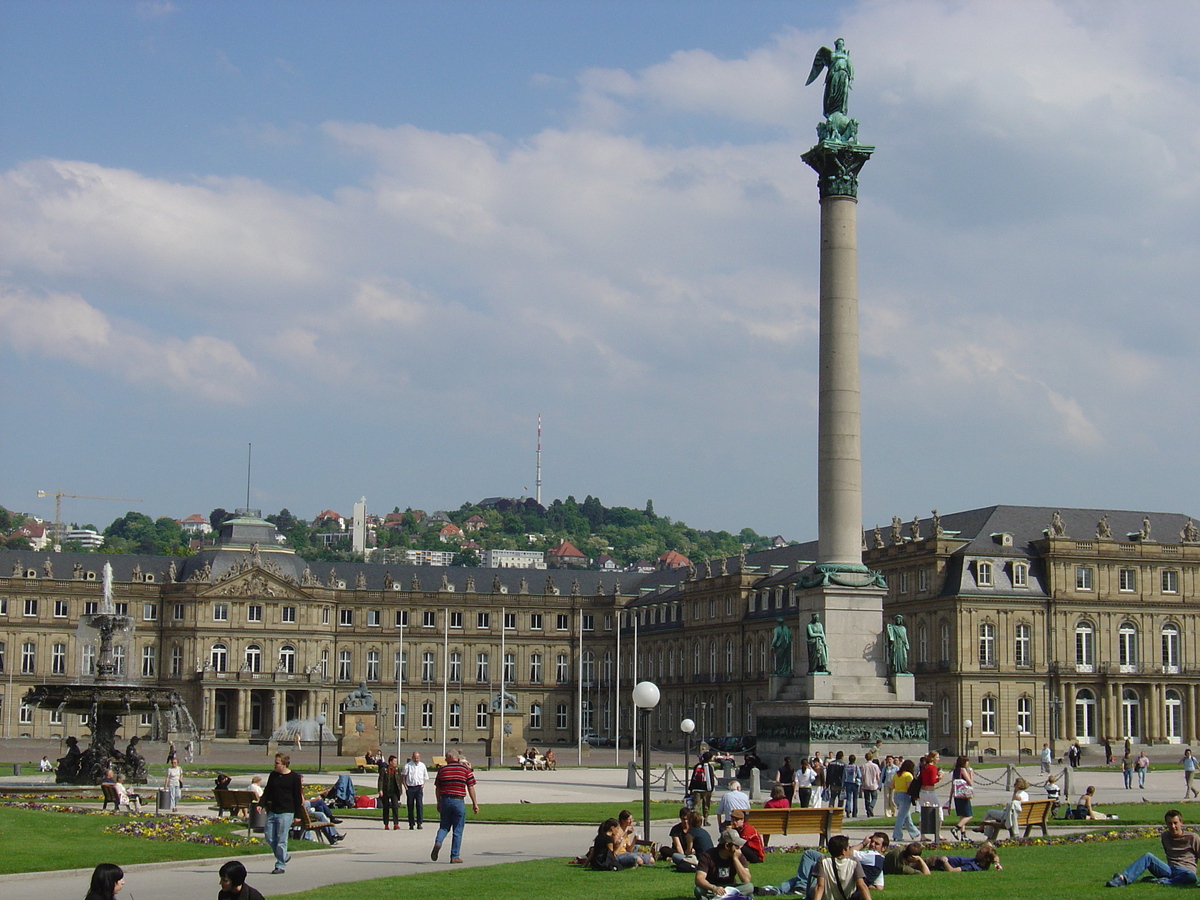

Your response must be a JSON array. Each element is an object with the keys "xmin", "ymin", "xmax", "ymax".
[{"xmin": 23, "ymin": 562, "xmax": 197, "ymax": 784}]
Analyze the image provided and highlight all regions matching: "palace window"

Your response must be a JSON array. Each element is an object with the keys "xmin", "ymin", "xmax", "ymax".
[
  {"xmin": 1017, "ymin": 695, "xmax": 1032, "ymax": 734},
  {"xmin": 368, "ymin": 609, "xmax": 381, "ymax": 627},
  {"xmin": 209, "ymin": 642, "xmax": 227, "ymax": 672},
  {"xmin": 423, "ymin": 610, "xmax": 436, "ymax": 628},
  {"xmin": 421, "ymin": 651, "xmax": 435, "ymax": 683},
  {"xmin": 338, "ymin": 649, "xmax": 352, "ymax": 681},
  {"xmin": 504, "ymin": 652, "xmax": 516, "ymax": 684},
  {"xmin": 1163, "ymin": 624, "xmax": 1181, "ymax": 673},
  {"xmin": 977, "ymin": 562, "xmax": 992, "ymax": 587},
  {"xmin": 557, "ymin": 653, "xmax": 570, "ymax": 684},
  {"xmin": 556, "ymin": 703, "xmax": 568, "ymax": 729},
  {"xmin": 245, "ymin": 644, "xmax": 262, "ymax": 673},
  {"xmin": 282, "ymin": 606, "xmax": 296, "ymax": 623},
  {"xmin": 279, "ymin": 644, "xmax": 296, "ymax": 674},
  {"xmin": 529, "ymin": 653, "xmax": 543, "ymax": 684},
  {"xmin": 556, "ymin": 614, "xmax": 569, "ymax": 631},
  {"xmin": 1012, "ymin": 563, "xmax": 1028, "ymax": 588},
  {"xmin": 24, "ymin": 598, "xmax": 38, "ymax": 617},
  {"xmin": 529, "ymin": 702, "xmax": 542, "ymax": 729},
  {"xmin": 247, "ymin": 604, "xmax": 262, "ymax": 622},
  {"xmin": 476, "ymin": 702, "xmax": 489, "ymax": 729},
  {"xmin": 1075, "ymin": 621, "xmax": 1095, "ymax": 672},
  {"xmin": 980, "ymin": 695, "xmax": 997, "ymax": 734},
  {"xmin": 448, "ymin": 702, "xmax": 461, "ymax": 729},
  {"xmin": 213, "ymin": 603, "xmax": 228, "ymax": 621},
  {"xmin": 978, "ymin": 623, "xmax": 996, "ymax": 667},
  {"xmin": 529, "ymin": 613, "xmax": 542, "ymax": 630},
  {"xmin": 421, "ymin": 700, "xmax": 434, "ymax": 729},
  {"xmin": 449, "ymin": 611, "xmax": 462, "ymax": 629},
  {"xmin": 1075, "ymin": 567, "xmax": 1094, "ymax": 591},
  {"xmin": 340, "ymin": 609, "xmax": 354, "ymax": 626},
  {"xmin": 54, "ymin": 599, "xmax": 68, "ymax": 618},
  {"xmin": 477, "ymin": 612, "xmax": 490, "ymax": 629},
  {"xmin": 1163, "ymin": 570, "xmax": 1180, "ymax": 594},
  {"xmin": 476, "ymin": 652, "xmax": 489, "ymax": 684},
  {"xmin": 366, "ymin": 649, "xmax": 380, "ymax": 682},
  {"xmin": 1119, "ymin": 623, "xmax": 1139, "ymax": 672},
  {"xmin": 52, "ymin": 642, "xmax": 66, "ymax": 675},
  {"xmin": 1015, "ymin": 623, "xmax": 1032, "ymax": 667},
  {"xmin": 1119, "ymin": 568, "xmax": 1137, "ymax": 592},
  {"xmin": 395, "ymin": 610, "xmax": 409, "ymax": 628},
  {"xmin": 448, "ymin": 651, "xmax": 462, "ymax": 683}
]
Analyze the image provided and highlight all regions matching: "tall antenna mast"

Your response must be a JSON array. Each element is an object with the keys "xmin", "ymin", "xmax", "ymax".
[
  {"xmin": 246, "ymin": 442, "xmax": 252, "ymax": 510},
  {"xmin": 536, "ymin": 414, "xmax": 542, "ymax": 506}
]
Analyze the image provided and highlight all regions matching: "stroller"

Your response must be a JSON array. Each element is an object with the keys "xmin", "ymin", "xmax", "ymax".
[{"xmin": 324, "ymin": 774, "xmax": 357, "ymax": 808}]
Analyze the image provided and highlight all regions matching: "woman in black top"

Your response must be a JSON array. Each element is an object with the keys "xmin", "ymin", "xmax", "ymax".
[
  {"xmin": 776, "ymin": 756, "xmax": 796, "ymax": 804},
  {"xmin": 83, "ymin": 864, "xmax": 124, "ymax": 900}
]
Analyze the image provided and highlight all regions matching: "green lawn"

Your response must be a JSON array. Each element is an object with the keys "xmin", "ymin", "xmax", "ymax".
[
  {"xmin": 0, "ymin": 806, "xmax": 283, "ymax": 874},
  {"xmin": 269, "ymin": 832, "xmax": 1165, "ymax": 900}
]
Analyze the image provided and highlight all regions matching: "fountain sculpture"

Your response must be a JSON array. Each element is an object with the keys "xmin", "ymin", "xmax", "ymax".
[{"xmin": 23, "ymin": 562, "xmax": 197, "ymax": 784}]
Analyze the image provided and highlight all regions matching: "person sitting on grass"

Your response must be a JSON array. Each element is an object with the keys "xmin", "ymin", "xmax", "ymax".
[
  {"xmin": 590, "ymin": 818, "xmax": 648, "ymax": 870},
  {"xmin": 1107, "ymin": 809, "xmax": 1200, "ymax": 887},
  {"xmin": 811, "ymin": 834, "xmax": 873, "ymax": 900},
  {"xmin": 616, "ymin": 809, "xmax": 655, "ymax": 863},
  {"xmin": 217, "ymin": 860, "xmax": 264, "ymax": 900},
  {"xmin": 883, "ymin": 842, "xmax": 931, "ymax": 876},
  {"xmin": 695, "ymin": 830, "xmax": 754, "ymax": 898},
  {"xmin": 667, "ymin": 808, "xmax": 714, "ymax": 871},
  {"xmin": 726, "ymin": 808, "xmax": 766, "ymax": 863},
  {"xmin": 1076, "ymin": 784, "xmax": 1112, "ymax": 820},
  {"xmin": 931, "ymin": 842, "xmax": 1001, "ymax": 872}
]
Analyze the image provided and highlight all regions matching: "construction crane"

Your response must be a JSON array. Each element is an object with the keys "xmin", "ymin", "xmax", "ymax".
[{"xmin": 36, "ymin": 490, "xmax": 143, "ymax": 550}]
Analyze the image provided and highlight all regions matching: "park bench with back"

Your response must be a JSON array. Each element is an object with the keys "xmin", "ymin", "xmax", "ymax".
[
  {"xmin": 992, "ymin": 798, "xmax": 1055, "ymax": 839},
  {"xmin": 213, "ymin": 788, "xmax": 256, "ymax": 818},
  {"xmin": 744, "ymin": 807, "xmax": 843, "ymax": 847}
]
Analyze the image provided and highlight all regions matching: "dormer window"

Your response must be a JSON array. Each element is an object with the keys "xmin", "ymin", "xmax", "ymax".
[
  {"xmin": 1012, "ymin": 562, "xmax": 1028, "ymax": 588},
  {"xmin": 977, "ymin": 561, "xmax": 993, "ymax": 587}
]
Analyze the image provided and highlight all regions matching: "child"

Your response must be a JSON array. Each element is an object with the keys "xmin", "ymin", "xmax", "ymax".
[
  {"xmin": 1045, "ymin": 774, "xmax": 1061, "ymax": 815},
  {"xmin": 932, "ymin": 842, "xmax": 1001, "ymax": 872}
]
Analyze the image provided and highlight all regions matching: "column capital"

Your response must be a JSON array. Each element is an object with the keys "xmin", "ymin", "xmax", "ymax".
[{"xmin": 802, "ymin": 141, "xmax": 875, "ymax": 199}]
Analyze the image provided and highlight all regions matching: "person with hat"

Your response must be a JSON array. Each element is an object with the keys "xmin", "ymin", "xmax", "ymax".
[{"xmin": 694, "ymin": 829, "xmax": 754, "ymax": 898}]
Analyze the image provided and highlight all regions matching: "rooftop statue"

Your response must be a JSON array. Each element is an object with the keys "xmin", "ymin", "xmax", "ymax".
[{"xmin": 806, "ymin": 37, "xmax": 858, "ymax": 143}]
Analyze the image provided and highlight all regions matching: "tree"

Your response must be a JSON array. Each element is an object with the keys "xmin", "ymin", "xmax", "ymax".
[
  {"xmin": 209, "ymin": 508, "xmax": 231, "ymax": 531},
  {"xmin": 644, "ymin": 499, "xmax": 656, "ymax": 521},
  {"xmin": 451, "ymin": 548, "xmax": 480, "ymax": 567},
  {"xmin": 269, "ymin": 508, "xmax": 298, "ymax": 533}
]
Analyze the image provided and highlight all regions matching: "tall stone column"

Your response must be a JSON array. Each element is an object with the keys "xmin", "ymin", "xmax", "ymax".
[{"xmin": 753, "ymin": 39, "xmax": 929, "ymax": 762}]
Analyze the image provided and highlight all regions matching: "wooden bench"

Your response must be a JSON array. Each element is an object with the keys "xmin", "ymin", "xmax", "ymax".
[
  {"xmin": 100, "ymin": 783, "xmax": 121, "ymax": 811},
  {"xmin": 213, "ymin": 789, "xmax": 256, "ymax": 818},
  {"xmin": 353, "ymin": 756, "xmax": 370, "ymax": 771},
  {"xmin": 988, "ymin": 798, "xmax": 1054, "ymax": 840},
  {"xmin": 289, "ymin": 804, "xmax": 330, "ymax": 844},
  {"xmin": 430, "ymin": 756, "xmax": 447, "ymax": 770},
  {"xmin": 744, "ymin": 807, "xmax": 844, "ymax": 847}
]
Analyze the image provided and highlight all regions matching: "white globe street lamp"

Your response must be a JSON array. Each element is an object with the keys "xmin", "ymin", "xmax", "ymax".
[
  {"xmin": 633, "ymin": 681, "xmax": 661, "ymax": 841},
  {"xmin": 963, "ymin": 718, "xmax": 973, "ymax": 759},
  {"xmin": 681, "ymin": 718, "xmax": 696, "ymax": 798}
]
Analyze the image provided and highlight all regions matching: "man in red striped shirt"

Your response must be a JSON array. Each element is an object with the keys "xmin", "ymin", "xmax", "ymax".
[{"xmin": 430, "ymin": 748, "xmax": 479, "ymax": 864}]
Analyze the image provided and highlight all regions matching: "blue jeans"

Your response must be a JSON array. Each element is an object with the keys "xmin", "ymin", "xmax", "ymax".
[
  {"xmin": 265, "ymin": 812, "xmax": 294, "ymax": 870},
  {"xmin": 435, "ymin": 796, "xmax": 466, "ymax": 859},
  {"xmin": 843, "ymin": 783, "xmax": 860, "ymax": 817},
  {"xmin": 862, "ymin": 788, "xmax": 878, "ymax": 817},
  {"xmin": 893, "ymin": 792, "xmax": 920, "ymax": 841},
  {"xmin": 1124, "ymin": 768, "xmax": 1133, "ymax": 788},
  {"xmin": 777, "ymin": 848, "xmax": 823, "ymax": 897},
  {"xmin": 1138, "ymin": 768, "xmax": 1147, "ymax": 788},
  {"xmin": 1118, "ymin": 853, "xmax": 1198, "ymax": 886}
]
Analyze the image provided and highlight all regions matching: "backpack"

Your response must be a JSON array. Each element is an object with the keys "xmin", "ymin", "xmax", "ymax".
[{"xmin": 689, "ymin": 764, "xmax": 709, "ymax": 792}]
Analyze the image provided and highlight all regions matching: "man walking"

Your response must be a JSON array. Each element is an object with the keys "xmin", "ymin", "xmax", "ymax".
[
  {"xmin": 263, "ymin": 752, "xmax": 305, "ymax": 875},
  {"xmin": 431, "ymin": 748, "xmax": 478, "ymax": 864},
  {"xmin": 1182, "ymin": 749, "xmax": 1199, "ymax": 800},
  {"xmin": 403, "ymin": 751, "xmax": 429, "ymax": 829}
]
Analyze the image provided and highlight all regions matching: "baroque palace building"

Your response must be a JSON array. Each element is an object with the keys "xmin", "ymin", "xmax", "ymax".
[{"xmin": 2, "ymin": 505, "xmax": 1199, "ymax": 760}]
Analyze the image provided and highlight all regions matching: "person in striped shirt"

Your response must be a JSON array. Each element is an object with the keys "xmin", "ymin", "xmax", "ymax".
[{"xmin": 430, "ymin": 749, "xmax": 479, "ymax": 864}]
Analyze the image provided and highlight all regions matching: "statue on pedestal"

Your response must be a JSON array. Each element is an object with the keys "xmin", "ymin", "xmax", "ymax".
[
  {"xmin": 344, "ymin": 681, "xmax": 376, "ymax": 711},
  {"xmin": 886, "ymin": 615, "xmax": 910, "ymax": 676},
  {"xmin": 771, "ymin": 617, "xmax": 793, "ymax": 677},
  {"xmin": 806, "ymin": 613, "xmax": 830, "ymax": 674}
]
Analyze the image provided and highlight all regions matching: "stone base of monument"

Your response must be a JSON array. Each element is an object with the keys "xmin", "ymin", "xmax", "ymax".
[
  {"xmin": 338, "ymin": 712, "xmax": 380, "ymax": 757},
  {"xmin": 754, "ymin": 584, "xmax": 930, "ymax": 763},
  {"xmin": 486, "ymin": 711, "xmax": 525, "ymax": 763}
]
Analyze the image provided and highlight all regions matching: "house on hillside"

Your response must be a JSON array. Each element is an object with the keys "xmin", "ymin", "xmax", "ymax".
[
  {"xmin": 546, "ymin": 539, "xmax": 587, "ymax": 568},
  {"xmin": 439, "ymin": 523, "xmax": 464, "ymax": 543},
  {"xmin": 463, "ymin": 515, "xmax": 486, "ymax": 532},
  {"xmin": 11, "ymin": 522, "xmax": 49, "ymax": 551},
  {"xmin": 657, "ymin": 549, "xmax": 691, "ymax": 570},
  {"xmin": 314, "ymin": 510, "xmax": 346, "ymax": 530},
  {"xmin": 178, "ymin": 514, "xmax": 212, "ymax": 535}
]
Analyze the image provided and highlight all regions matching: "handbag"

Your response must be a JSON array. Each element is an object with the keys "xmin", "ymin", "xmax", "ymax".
[{"xmin": 952, "ymin": 778, "xmax": 974, "ymax": 799}]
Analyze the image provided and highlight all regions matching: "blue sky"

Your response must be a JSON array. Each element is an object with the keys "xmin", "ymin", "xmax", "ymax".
[{"xmin": 2, "ymin": 0, "xmax": 1199, "ymax": 539}]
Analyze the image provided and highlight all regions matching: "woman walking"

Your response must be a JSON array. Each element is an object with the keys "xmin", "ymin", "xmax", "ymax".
[
  {"xmin": 891, "ymin": 758, "xmax": 921, "ymax": 841},
  {"xmin": 796, "ymin": 758, "xmax": 817, "ymax": 808},
  {"xmin": 163, "ymin": 754, "xmax": 183, "ymax": 812},
  {"xmin": 378, "ymin": 754, "xmax": 404, "ymax": 830},
  {"xmin": 948, "ymin": 755, "xmax": 974, "ymax": 841}
]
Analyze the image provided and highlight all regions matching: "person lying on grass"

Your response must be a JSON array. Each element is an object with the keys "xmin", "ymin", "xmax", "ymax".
[
  {"xmin": 931, "ymin": 842, "xmax": 1001, "ymax": 872},
  {"xmin": 1106, "ymin": 808, "xmax": 1200, "ymax": 887},
  {"xmin": 883, "ymin": 842, "xmax": 931, "ymax": 876}
]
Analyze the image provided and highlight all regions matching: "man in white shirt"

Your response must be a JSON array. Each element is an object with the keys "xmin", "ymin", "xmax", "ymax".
[
  {"xmin": 716, "ymin": 780, "xmax": 752, "ymax": 824},
  {"xmin": 402, "ymin": 751, "xmax": 429, "ymax": 830},
  {"xmin": 861, "ymin": 754, "xmax": 883, "ymax": 818}
]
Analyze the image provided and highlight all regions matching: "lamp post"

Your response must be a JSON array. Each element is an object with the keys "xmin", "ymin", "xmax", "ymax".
[
  {"xmin": 316, "ymin": 714, "xmax": 326, "ymax": 773},
  {"xmin": 681, "ymin": 717, "xmax": 696, "ymax": 798},
  {"xmin": 633, "ymin": 681, "xmax": 661, "ymax": 843},
  {"xmin": 963, "ymin": 719, "xmax": 973, "ymax": 760}
]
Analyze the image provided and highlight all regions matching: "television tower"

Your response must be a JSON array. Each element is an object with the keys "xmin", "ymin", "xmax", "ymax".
[{"xmin": 535, "ymin": 413, "xmax": 542, "ymax": 506}]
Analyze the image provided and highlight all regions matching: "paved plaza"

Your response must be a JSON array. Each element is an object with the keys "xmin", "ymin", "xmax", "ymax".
[{"xmin": 2, "ymin": 738, "xmax": 1199, "ymax": 897}]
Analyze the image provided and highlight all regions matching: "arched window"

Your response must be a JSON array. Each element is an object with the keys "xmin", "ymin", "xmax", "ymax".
[
  {"xmin": 582, "ymin": 651, "xmax": 595, "ymax": 685},
  {"xmin": 708, "ymin": 640, "xmax": 716, "ymax": 675},
  {"xmin": 1121, "ymin": 689, "xmax": 1141, "ymax": 741},
  {"xmin": 941, "ymin": 696, "xmax": 951, "ymax": 735},
  {"xmin": 1075, "ymin": 621, "xmax": 1095, "ymax": 672},
  {"xmin": 420, "ymin": 700, "xmax": 434, "ymax": 729},
  {"xmin": 448, "ymin": 651, "xmax": 462, "ymax": 683},
  {"xmin": 279, "ymin": 644, "xmax": 296, "ymax": 674},
  {"xmin": 529, "ymin": 702, "xmax": 542, "ymax": 729},
  {"xmin": 338, "ymin": 649, "xmax": 352, "ymax": 681},
  {"xmin": 1166, "ymin": 690, "xmax": 1183, "ymax": 743},
  {"xmin": 1017, "ymin": 695, "xmax": 1032, "ymax": 734},
  {"xmin": 978, "ymin": 622, "xmax": 996, "ymax": 667},
  {"xmin": 1119, "ymin": 623, "xmax": 1138, "ymax": 672},
  {"xmin": 725, "ymin": 640, "xmax": 733, "ymax": 675},
  {"xmin": 918, "ymin": 624, "xmax": 928, "ymax": 664},
  {"xmin": 977, "ymin": 561, "xmax": 993, "ymax": 586},
  {"xmin": 1163, "ymin": 624, "xmax": 1181, "ymax": 673},
  {"xmin": 940, "ymin": 622, "xmax": 951, "ymax": 662},
  {"xmin": 1075, "ymin": 688, "xmax": 1096, "ymax": 742},
  {"xmin": 448, "ymin": 701, "xmax": 461, "ymax": 729},
  {"xmin": 244, "ymin": 644, "xmax": 262, "ymax": 673},
  {"xmin": 366, "ymin": 649, "xmax": 380, "ymax": 682},
  {"xmin": 209, "ymin": 642, "xmax": 228, "ymax": 672},
  {"xmin": 980, "ymin": 695, "xmax": 997, "ymax": 734},
  {"xmin": 1014, "ymin": 623, "xmax": 1032, "ymax": 667}
]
